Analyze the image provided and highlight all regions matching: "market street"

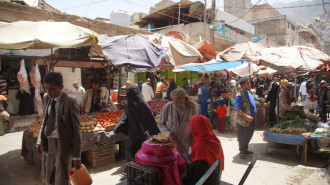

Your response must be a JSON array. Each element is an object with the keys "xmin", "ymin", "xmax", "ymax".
[{"xmin": 0, "ymin": 122, "xmax": 328, "ymax": 185}]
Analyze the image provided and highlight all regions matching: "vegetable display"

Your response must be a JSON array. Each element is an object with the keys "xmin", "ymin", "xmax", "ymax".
[
  {"xmin": 268, "ymin": 110, "xmax": 314, "ymax": 135},
  {"xmin": 95, "ymin": 110, "xmax": 124, "ymax": 127},
  {"xmin": 147, "ymin": 99, "xmax": 170, "ymax": 115}
]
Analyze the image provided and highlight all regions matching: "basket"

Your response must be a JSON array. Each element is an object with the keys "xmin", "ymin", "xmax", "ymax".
[{"xmin": 127, "ymin": 161, "xmax": 159, "ymax": 185}]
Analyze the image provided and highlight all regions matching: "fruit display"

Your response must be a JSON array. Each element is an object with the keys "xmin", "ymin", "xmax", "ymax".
[
  {"xmin": 29, "ymin": 117, "xmax": 42, "ymax": 137},
  {"xmin": 147, "ymin": 99, "xmax": 169, "ymax": 115},
  {"xmin": 95, "ymin": 110, "xmax": 123, "ymax": 127},
  {"xmin": 80, "ymin": 114, "xmax": 105, "ymax": 133}
]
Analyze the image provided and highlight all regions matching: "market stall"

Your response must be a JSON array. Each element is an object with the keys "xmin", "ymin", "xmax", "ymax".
[
  {"xmin": 265, "ymin": 106, "xmax": 329, "ymax": 164},
  {"xmin": 21, "ymin": 112, "xmax": 128, "ymax": 168}
]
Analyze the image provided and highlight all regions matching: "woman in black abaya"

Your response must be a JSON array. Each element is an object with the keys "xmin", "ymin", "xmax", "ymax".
[{"xmin": 114, "ymin": 86, "xmax": 160, "ymax": 171}]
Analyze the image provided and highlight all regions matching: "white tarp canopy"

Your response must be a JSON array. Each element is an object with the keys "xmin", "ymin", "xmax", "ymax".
[
  {"xmin": 258, "ymin": 46, "xmax": 325, "ymax": 74},
  {"xmin": 227, "ymin": 62, "xmax": 276, "ymax": 77},
  {"xmin": 141, "ymin": 34, "xmax": 202, "ymax": 66},
  {"xmin": 217, "ymin": 41, "xmax": 270, "ymax": 62},
  {"xmin": 0, "ymin": 21, "xmax": 99, "ymax": 50}
]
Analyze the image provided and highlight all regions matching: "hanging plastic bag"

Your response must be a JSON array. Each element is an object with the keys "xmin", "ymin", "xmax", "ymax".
[{"xmin": 17, "ymin": 59, "xmax": 31, "ymax": 94}]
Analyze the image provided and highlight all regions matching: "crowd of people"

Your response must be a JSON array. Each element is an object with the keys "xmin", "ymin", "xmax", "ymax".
[{"xmin": 1, "ymin": 69, "xmax": 326, "ymax": 185}]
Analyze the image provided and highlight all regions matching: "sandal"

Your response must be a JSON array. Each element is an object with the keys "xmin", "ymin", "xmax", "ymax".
[
  {"xmin": 244, "ymin": 150, "xmax": 253, "ymax": 154},
  {"xmin": 239, "ymin": 153, "xmax": 246, "ymax": 159}
]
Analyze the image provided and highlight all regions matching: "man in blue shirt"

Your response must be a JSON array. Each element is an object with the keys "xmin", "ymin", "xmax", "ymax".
[
  {"xmin": 198, "ymin": 82, "xmax": 209, "ymax": 118},
  {"xmin": 235, "ymin": 77, "xmax": 257, "ymax": 159}
]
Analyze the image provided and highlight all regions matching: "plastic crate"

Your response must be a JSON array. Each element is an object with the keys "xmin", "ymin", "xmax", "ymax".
[{"xmin": 127, "ymin": 161, "xmax": 159, "ymax": 185}]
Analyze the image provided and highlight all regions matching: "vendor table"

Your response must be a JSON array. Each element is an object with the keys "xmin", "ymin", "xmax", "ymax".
[
  {"xmin": 21, "ymin": 130, "xmax": 128, "ymax": 167},
  {"xmin": 264, "ymin": 132, "xmax": 328, "ymax": 164}
]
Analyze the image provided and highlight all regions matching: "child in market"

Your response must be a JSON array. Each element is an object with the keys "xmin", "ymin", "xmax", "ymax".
[
  {"xmin": 223, "ymin": 97, "xmax": 233, "ymax": 133},
  {"xmin": 214, "ymin": 99, "xmax": 227, "ymax": 133}
]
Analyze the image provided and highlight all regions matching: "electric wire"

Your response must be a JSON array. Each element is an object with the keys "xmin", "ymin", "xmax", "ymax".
[{"xmin": 226, "ymin": 0, "xmax": 262, "ymax": 24}]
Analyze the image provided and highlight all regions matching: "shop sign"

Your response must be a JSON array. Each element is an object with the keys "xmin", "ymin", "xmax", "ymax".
[
  {"xmin": 214, "ymin": 20, "xmax": 225, "ymax": 36},
  {"xmin": 251, "ymin": 35, "xmax": 266, "ymax": 43}
]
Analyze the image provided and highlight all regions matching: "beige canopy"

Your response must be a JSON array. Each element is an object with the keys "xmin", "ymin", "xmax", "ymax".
[
  {"xmin": 217, "ymin": 41, "xmax": 270, "ymax": 63},
  {"xmin": 0, "ymin": 21, "xmax": 98, "ymax": 50}
]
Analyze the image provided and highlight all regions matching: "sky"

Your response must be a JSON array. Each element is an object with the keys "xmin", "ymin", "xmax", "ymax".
[{"xmin": 46, "ymin": 0, "xmax": 317, "ymax": 20}]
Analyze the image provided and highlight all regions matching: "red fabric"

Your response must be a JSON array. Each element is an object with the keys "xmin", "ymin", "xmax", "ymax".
[
  {"xmin": 218, "ymin": 117, "xmax": 225, "ymax": 132},
  {"xmin": 135, "ymin": 141, "xmax": 184, "ymax": 185},
  {"xmin": 216, "ymin": 106, "xmax": 227, "ymax": 117},
  {"xmin": 308, "ymin": 95, "xmax": 318, "ymax": 101},
  {"xmin": 190, "ymin": 115, "xmax": 224, "ymax": 170},
  {"xmin": 169, "ymin": 77, "xmax": 174, "ymax": 83}
]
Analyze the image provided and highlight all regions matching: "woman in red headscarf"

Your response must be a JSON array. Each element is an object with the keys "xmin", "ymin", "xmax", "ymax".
[{"xmin": 184, "ymin": 114, "xmax": 224, "ymax": 185}]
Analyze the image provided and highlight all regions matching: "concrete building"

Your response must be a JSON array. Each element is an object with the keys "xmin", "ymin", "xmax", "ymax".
[
  {"xmin": 223, "ymin": 0, "xmax": 325, "ymax": 50},
  {"xmin": 248, "ymin": 15, "xmax": 299, "ymax": 47},
  {"xmin": 298, "ymin": 24, "xmax": 324, "ymax": 51},
  {"xmin": 110, "ymin": 10, "xmax": 130, "ymax": 28},
  {"xmin": 135, "ymin": 0, "xmax": 255, "ymax": 51},
  {"xmin": 224, "ymin": 1, "xmax": 301, "ymax": 47}
]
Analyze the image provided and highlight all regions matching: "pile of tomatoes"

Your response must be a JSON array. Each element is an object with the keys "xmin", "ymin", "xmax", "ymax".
[{"xmin": 95, "ymin": 110, "xmax": 124, "ymax": 127}]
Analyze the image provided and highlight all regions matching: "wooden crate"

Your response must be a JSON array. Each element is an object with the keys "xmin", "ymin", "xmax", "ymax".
[{"xmin": 87, "ymin": 143, "xmax": 115, "ymax": 167}]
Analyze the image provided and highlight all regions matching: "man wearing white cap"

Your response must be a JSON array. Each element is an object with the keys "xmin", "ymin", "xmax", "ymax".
[{"xmin": 72, "ymin": 82, "xmax": 85, "ymax": 106}]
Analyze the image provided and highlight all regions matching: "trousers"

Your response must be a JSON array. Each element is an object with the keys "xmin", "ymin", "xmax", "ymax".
[
  {"xmin": 47, "ymin": 138, "xmax": 71, "ymax": 185},
  {"xmin": 237, "ymin": 120, "xmax": 255, "ymax": 152},
  {"xmin": 200, "ymin": 102, "xmax": 208, "ymax": 118}
]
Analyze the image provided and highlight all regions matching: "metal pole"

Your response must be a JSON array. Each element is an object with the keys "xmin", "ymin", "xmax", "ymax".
[{"xmin": 204, "ymin": 0, "xmax": 207, "ymax": 40}]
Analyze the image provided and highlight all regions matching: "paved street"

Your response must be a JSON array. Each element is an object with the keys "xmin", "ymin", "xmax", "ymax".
[{"xmin": 0, "ymin": 119, "xmax": 329, "ymax": 185}]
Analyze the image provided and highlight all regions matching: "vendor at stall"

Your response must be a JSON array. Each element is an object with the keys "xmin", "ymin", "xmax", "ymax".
[
  {"xmin": 81, "ymin": 80, "xmax": 117, "ymax": 114},
  {"xmin": 276, "ymin": 83, "xmax": 299, "ymax": 119},
  {"xmin": 158, "ymin": 88, "xmax": 197, "ymax": 155}
]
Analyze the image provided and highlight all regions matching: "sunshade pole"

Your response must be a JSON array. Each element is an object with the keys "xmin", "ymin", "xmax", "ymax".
[
  {"xmin": 50, "ymin": 47, "xmax": 54, "ymax": 72},
  {"xmin": 277, "ymin": 72, "xmax": 282, "ymax": 124},
  {"xmin": 294, "ymin": 73, "xmax": 297, "ymax": 102}
]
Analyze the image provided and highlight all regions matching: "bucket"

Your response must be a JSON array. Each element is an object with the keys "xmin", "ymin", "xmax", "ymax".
[{"xmin": 68, "ymin": 164, "xmax": 93, "ymax": 185}]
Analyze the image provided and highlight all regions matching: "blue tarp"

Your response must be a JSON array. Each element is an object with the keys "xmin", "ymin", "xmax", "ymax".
[
  {"xmin": 180, "ymin": 59, "xmax": 247, "ymax": 72},
  {"xmin": 99, "ymin": 35, "xmax": 167, "ymax": 72}
]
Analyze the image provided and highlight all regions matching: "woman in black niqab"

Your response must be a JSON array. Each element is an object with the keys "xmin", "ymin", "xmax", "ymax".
[{"xmin": 114, "ymin": 86, "xmax": 160, "ymax": 165}]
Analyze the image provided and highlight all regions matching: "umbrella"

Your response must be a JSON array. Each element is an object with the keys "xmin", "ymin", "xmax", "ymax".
[
  {"xmin": 227, "ymin": 62, "xmax": 276, "ymax": 77},
  {"xmin": 98, "ymin": 34, "xmax": 167, "ymax": 72},
  {"xmin": 217, "ymin": 41, "xmax": 270, "ymax": 63},
  {"xmin": 258, "ymin": 47, "xmax": 324, "ymax": 74},
  {"xmin": 0, "ymin": 21, "xmax": 98, "ymax": 49},
  {"xmin": 142, "ymin": 34, "xmax": 202, "ymax": 66},
  {"xmin": 178, "ymin": 59, "xmax": 247, "ymax": 72}
]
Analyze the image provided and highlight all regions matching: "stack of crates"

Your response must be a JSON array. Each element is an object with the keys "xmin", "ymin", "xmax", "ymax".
[
  {"xmin": 127, "ymin": 161, "xmax": 159, "ymax": 185},
  {"xmin": 88, "ymin": 143, "xmax": 115, "ymax": 167}
]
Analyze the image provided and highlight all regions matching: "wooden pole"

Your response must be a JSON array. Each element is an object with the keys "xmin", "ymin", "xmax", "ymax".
[
  {"xmin": 204, "ymin": 0, "xmax": 207, "ymax": 40},
  {"xmin": 211, "ymin": 0, "xmax": 215, "ymax": 47}
]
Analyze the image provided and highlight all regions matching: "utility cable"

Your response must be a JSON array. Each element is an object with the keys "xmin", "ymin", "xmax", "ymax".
[
  {"xmin": 226, "ymin": 0, "xmax": 262, "ymax": 24},
  {"xmin": 321, "ymin": 0, "xmax": 327, "ymax": 13}
]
